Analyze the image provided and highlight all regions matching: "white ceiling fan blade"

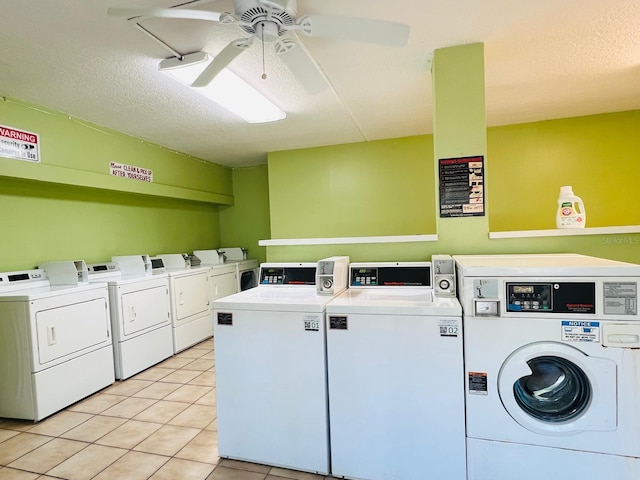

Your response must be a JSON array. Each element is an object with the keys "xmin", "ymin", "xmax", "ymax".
[
  {"xmin": 300, "ymin": 15, "xmax": 410, "ymax": 47},
  {"xmin": 275, "ymin": 39, "xmax": 328, "ymax": 94},
  {"xmin": 107, "ymin": 7, "xmax": 222, "ymax": 23},
  {"xmin": 192, "ymin": 38, "xmax": 253, "ymax": 88}
]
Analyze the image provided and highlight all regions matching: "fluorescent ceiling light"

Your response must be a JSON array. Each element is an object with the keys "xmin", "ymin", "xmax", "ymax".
[{"xmin": 159, "ymin": 52, "xmax": 286, "ymax": 124}]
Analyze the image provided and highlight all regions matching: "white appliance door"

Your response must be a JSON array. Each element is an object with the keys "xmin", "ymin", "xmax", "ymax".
[
  {"xmin": 498, "ymin": 341, "xmax": 617, "ymax": 435},
  {"xmin": 210, "ymin": 272, "xmax": 237, "ymax": 302},
  {"xmin": 35, "ymin": 297, "xmax": 109, "ymax": 365},
  {"xmin": 327, "ymin": 312, "xmax": 466, "ymax": 480},
  {"xmin": 173, "ymin": 273, "xmax": 209, "ymax": 322},
  {"xmin": 120, "ymin": 285, "xmax": 170, "ymax": 336},
  {"xmin": 214, "ymin": 308, "xmax": 329, "ymax": 474}
]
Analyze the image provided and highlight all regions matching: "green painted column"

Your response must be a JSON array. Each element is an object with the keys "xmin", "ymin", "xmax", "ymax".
[{"xmin": 432, "ymin": 43, "xmax": 488, "ymax": 253}]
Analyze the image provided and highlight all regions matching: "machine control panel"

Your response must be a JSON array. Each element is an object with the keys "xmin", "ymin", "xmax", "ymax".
[
  {"xmin": 351, "ymin": 266, "xmax": 432, "ymax": 287},
  {"xmin": 506, "ymin": 282, "xmax": 596, "ymax": 314},
  {"xmin": 0, "ymin": 270, "xmax": 45, "ymax": 284},
  {"xmin": 260, "ymin": 267, "xmax": 316, "ymax": 285},
  {"xmin": 507, "ymin": 284, "xmax": 552, "ymax": 311},
  {"xmin": 352, "ymin": 268, "xmax": 378, "ymax": 286}
]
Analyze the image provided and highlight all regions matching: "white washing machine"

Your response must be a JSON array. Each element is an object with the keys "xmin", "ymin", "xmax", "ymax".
[
  {"xmin": 212, "ymin": 257, "xmax": 349, "ymax": 474},
  {"xmin": 0, "ymin": 261, "xmax": 114, "ymax": 421},
  {"xmin": 325, "ymin": 261, "xmax": 465, "ymax": 480},
  {"xmin": 153, "ymin": 253, "xmax": 212, "ymax": 353},
  {"xmin": 219, "ymin": 247, "xmax": 259, "ymax": 291},
  {"xmin": 455, "ymin": 253, "xmax": 640, "ymax": 480},
  {"xmin": 88, "ymin": 255, "xmax": 173, "ymax": 380}
]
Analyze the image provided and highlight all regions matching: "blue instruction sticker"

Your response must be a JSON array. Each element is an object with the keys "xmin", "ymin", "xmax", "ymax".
[{"xmin": 561, "ymin": 320, "xmax": 600, "ymax": 342}]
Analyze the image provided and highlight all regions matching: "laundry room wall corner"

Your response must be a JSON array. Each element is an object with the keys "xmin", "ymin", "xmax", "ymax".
[{"xmin": 218, "ymin": 165, "xmax": 270, "ymax": 264}]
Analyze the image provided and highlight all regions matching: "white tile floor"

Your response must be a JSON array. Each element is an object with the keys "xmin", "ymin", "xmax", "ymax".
[{"xmin": 0, "ymin": 339, "xmax": 334, "ymax": 480}]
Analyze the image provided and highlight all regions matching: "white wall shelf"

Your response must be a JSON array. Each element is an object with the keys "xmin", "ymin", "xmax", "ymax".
[
  {"xmin": 489, "ymin": 225, "xmax": 640, "ymax": 239},
  {"xmin": 259, "ymin": 234, "xmax": 438, "ymax": 247}
]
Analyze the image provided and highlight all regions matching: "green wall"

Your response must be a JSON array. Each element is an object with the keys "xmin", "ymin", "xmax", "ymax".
[
  {"xmin": 0, "ymin": 177, "xmax": 221, "ymax": 271},
  {"xmin": 0, "ymin": 97, "xmax": 232, "ymax": 271},
  {"xmin": 269, "ymin": 136, "xmax": 436, "ymax": 238},
  {"xmin": 432, "ymin": 43, "xmax": 489, "ymax": 256},
  {"xmin": 264, "ymin": 109, "xmax": 640, "ymax": 264},
  {"xmin": 219, "ymin": 166, "xmax": 271, "ymax": 264},
  {"xmin": 489, "ymin": 110, "xmax": 640, "ymax": 230}
]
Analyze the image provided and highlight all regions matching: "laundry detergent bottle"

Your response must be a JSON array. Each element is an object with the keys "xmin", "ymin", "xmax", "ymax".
[{"xmin": 556, "ymin": 185, "xmax": 586, "ymax": 228}]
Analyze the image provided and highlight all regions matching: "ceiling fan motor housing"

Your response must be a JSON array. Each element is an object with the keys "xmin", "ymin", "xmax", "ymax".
[{"xmin": 235, "ymin": 0, "xmax": 296, "ymax": 40}]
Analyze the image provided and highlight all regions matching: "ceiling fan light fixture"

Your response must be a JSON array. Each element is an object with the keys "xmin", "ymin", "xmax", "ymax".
[{"xmin": 159, "ymin": 52, "xmax": 286, "ymax": 124}]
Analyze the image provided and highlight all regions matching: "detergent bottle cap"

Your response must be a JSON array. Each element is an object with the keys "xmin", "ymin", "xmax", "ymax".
[{"xmin": 560, "ymin": 186, "xmax": 574, "ymax": 195}]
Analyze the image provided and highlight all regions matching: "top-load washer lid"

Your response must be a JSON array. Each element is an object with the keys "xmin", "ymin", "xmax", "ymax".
[
  {"xmin": 213, "ymin": 283, "xmax": 335, "ymax": 313},
  {"xmin": 327, "ymin": 286, "xmax": 461, "ymax": 316},
  {"xmin": 214, "ymin": 262, "xmax": 319, "ymax": 309},
  {"xmin": 453, "ymin": 253, "xmax": 640, "ymax": 277}
]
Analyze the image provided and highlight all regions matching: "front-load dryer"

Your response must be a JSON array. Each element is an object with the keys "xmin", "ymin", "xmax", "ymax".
[
  {"xmin": 325, "ymin": 262, "xmax": 465, "ymax": 480},
  {"xmin": 454, "ymin": 253, "xmax": 640, "ymax": 480},
  {"xmin": 212, "ymin": 257, "xmax": 349, "ymax": 475},
  {"xmin": 0, "ymin": 261, "xmax": 114, "ymax": 421},
  {"xmin": 89, "ymin": 255, "xmax": 173, "ymax": 380},
  {"xmin": 193, "ymin": 249, "xmax": 239, "ymax": 308},
  {"xmin": 153, "ymin": 253, "xmax": 213, "ymax": 353},
  {"xmin": 219, "ymin": 247, "xmax": 259, "ymax": 291}
]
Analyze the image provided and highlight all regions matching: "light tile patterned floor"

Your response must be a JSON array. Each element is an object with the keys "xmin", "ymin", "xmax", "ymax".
[{"xmin": 0, "ymin": 339, "xmax": 334, "ymax": 480}]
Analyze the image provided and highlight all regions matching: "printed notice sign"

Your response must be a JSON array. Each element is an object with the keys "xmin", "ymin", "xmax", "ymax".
[
  {"xmin": 439, "ymin": 156, "xmax": 484, "ymax": 217},
  {"xmin": 110, "ymin": 161, "xmax": 153, "ymax": 182},
  {"xmin": 468, "ymin": 372, "xmax": 488, "ymax": 395},
  {"xmin": 561, "ymin": 321, "xmax": 600, "ymax": 342},
  {"xmin": 0, "ymin": 125, "xmax": 40, "ymax": 163}
]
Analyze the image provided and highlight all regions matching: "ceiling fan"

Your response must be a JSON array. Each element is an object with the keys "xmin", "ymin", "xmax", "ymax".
[{"xmin": 108, "ymin": 0, "xmax": 410, "ymax": 94}]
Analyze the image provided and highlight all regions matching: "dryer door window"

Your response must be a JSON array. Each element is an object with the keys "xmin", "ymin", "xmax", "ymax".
[{"xmin": 513, "ymin": 355, "xmax": 590, "ymax": 423}]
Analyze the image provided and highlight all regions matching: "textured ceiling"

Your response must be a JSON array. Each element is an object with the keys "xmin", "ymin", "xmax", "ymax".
[{"xmin": 1, "ymin": 0, "xmax": 639, "ymax": 167}]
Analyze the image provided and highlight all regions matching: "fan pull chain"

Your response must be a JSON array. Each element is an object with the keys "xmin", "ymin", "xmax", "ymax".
[{"xmin": 261, "ymin": 25, "xmax": 267, "ymax": 80}]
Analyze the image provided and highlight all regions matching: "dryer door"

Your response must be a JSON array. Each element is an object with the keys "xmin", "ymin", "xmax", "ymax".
[
  {"xmin": 239, "ymin": 269, "xmax": 257, "ymax": 291},
  {"xmin": 498, "ymin": 341, "xmax": 616, "ymax": 435}
]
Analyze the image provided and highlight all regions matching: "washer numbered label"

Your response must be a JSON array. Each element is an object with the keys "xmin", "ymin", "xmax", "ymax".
[
  {"xmin": 468, "ymin": 372, "xmax": 488, "ymax": 395},
  {"xmin": 561, "ymin": 321, "xmax": 600, "ymax": 342},
  {"xmin": 439, "ymin": 319, "xmax": 460, "ymax": 337},
  {"xmin": 303, "ymin": 314, "xmax": 321, "ymax": 332}
]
